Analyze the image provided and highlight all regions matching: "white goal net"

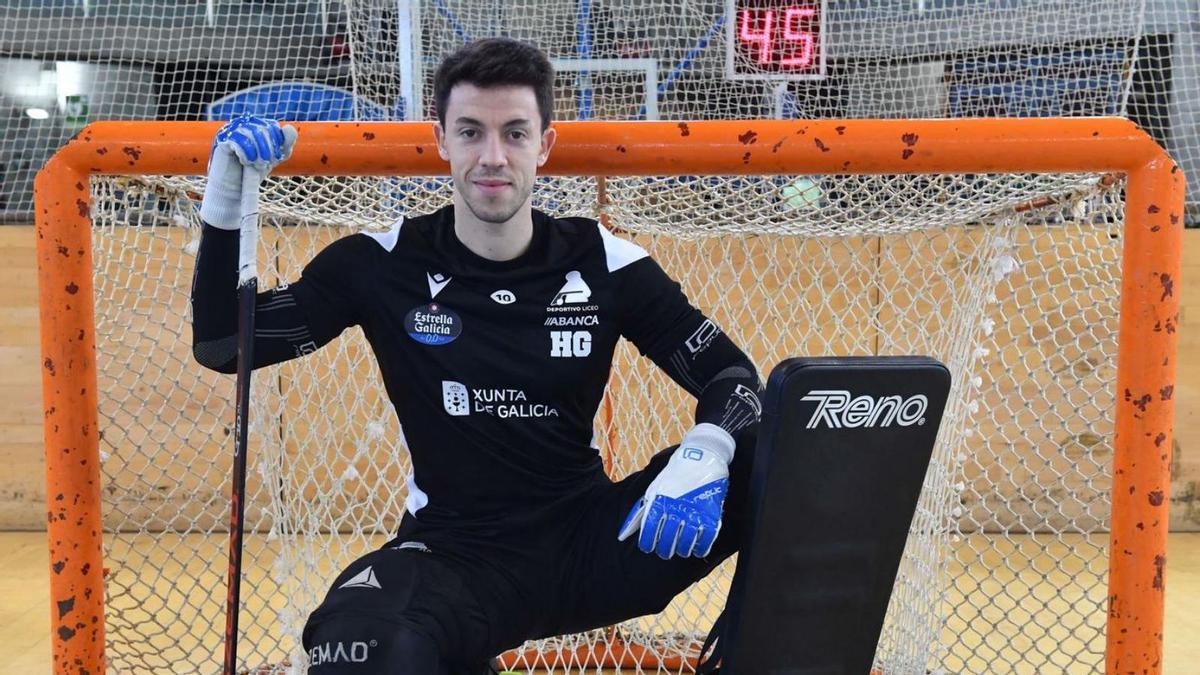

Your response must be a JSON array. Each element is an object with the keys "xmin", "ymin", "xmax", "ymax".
[{"xmin": 88, "ymin": 162, "xmax": 1125, "ymax": 673}]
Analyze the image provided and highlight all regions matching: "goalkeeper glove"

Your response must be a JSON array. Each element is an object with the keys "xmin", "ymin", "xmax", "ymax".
[
  {"xmin": 199, "ymin": 114, "xmax": 298, "ymax": 230},
  {"xmin": 618, "ymin": 423, "xmax": 735, "ymax": 560}
]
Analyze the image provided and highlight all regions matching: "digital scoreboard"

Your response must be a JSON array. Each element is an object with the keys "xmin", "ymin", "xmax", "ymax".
[{"xmin": 725, "ymin": 0, "xmax": 826, "ymax": 80}]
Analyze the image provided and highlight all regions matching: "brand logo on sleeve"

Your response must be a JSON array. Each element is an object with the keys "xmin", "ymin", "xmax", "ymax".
[
  {"xmin": 801, "ymin": 390, "xmax": 927, "ymax": 429},
  {"xmin": 733, "ymin": 384, "xmax": 763, "ymax": 418},
  {"xmin": 685, "ymin": 320, "xmax": 720, "ymax": 355},
  {"xmin": 405, "ymin": 302, "xmax": 462, "ymax": 345},
  {"xmin": 551, "ymin": 270, "xmax": 591, "ymax": 305}
]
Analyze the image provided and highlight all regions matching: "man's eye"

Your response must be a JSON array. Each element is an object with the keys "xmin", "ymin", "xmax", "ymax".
[
  {"xmin": 510, "ymin": 131, "xmax": 527, "ymax": 140},
  {"xmin": 460, "ymin": 129, "xmax": 477, "ymax": 138}
]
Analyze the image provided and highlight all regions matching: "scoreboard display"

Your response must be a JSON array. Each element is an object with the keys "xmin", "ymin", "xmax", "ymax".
[{"xmin": 725, "ymin": 0, "xmax": 826, "ymax": 80}]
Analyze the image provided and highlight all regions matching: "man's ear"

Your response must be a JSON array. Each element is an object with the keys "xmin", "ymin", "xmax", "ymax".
[
  {"xmin": 433, "ymin": 122, "xmax": 450, "ymax": 161},
  {"xmin": 538, "ymin": 125, "xmax": 557, "ymax": 167}
]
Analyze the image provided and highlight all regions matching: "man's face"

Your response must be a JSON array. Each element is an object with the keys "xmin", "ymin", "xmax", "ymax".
[{"xmin": 434, "ymin": 83, "xmax": 556, "ymax": 225}]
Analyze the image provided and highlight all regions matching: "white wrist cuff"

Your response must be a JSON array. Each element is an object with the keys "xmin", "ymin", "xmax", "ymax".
[
  {"xmin": 680, "ymin": 422, "xmax": 737, "ymax": 465},
  {"xmin": 200, "ymin": 145, "xmax": 244, "ymax": 230},
  {"xmin": 199, "ymin": 194, "xmax": 241, "ymax": 231}
]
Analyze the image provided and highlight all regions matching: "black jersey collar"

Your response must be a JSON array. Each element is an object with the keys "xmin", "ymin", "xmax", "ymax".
[{"xmin": 435, "ymin": 204, "xmax": 551, "ymax": 275}]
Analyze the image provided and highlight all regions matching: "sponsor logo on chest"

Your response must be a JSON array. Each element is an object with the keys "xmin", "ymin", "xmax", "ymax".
[
  {"xmin": 404, "ymin": 302, "xmax": 462, "ymax": 345},
  {"xmin": 404, "ymin": 269, "xmax": 464, "ymax": 345},
  {"xmin": 544, "ymin": 314, "xmax": 598, "ymax": 327},
  {"xmin": 442, "ymin": 381, "xmax": 560, "ymax": 419}
]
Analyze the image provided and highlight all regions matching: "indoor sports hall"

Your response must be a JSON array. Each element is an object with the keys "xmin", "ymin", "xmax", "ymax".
[{"xmin": 1, "ymin": 0, "xmax": 1199, "ymax": 673}]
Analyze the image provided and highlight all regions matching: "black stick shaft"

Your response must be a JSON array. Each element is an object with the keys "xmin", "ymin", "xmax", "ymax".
[
  {"xmin": 223, "ymin": 167, "xmax": 262, "ymax": 675},
  {"xmin": 223, "ymin": 276, "xmax": 256, "ymax": 675}
]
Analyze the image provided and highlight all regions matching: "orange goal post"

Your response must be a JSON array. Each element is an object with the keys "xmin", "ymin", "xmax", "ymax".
[{"xmin": 37, "ymin": 118, "xmax": 1182, "ymax": 674}]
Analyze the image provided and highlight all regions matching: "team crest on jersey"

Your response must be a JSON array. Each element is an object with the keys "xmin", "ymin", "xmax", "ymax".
[
  {"xmin": 551, "ymin": 271, "xmax": 591, "ymax": 306},
  {"xmin": 405, "ymin": 302, "xmax": 462, "ymax": 345},
  {"xmin": 545, "ymin": 270, "xmax": 600, "ymax": 318}
]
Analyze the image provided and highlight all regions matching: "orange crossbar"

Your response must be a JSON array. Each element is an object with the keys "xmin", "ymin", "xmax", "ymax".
[{"xmin": 35, "ymin": 118, "xmax": 1183, "ymax": 674}]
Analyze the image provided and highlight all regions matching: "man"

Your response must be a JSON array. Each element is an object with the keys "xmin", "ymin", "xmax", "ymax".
[{"xmin": 192, "ymin": 37, "xmax": 761, "ymax": 673}]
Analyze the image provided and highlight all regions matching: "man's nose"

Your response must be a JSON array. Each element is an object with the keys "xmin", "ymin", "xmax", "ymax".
[{"xmin": 479, "ymin": 133, "xmax": 507, "ymax": 167}]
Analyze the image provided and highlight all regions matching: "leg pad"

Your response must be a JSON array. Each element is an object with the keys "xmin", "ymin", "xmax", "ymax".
[{"xmin": 712, "ymin": 356, "xmax": 951, "ymax": 674}]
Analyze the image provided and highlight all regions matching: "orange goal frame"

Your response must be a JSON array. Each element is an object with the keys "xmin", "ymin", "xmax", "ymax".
[{"xmin": 36, "ymin": 118, "xmax": 1183, "ymax": 674}]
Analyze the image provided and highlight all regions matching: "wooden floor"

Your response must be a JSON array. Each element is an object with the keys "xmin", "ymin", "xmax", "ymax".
[{"xmin": 2, "ymin": 531, "xmax": 1198, "ymax": 674}]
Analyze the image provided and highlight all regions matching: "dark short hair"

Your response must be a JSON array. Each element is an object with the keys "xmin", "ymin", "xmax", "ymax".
[{"xmin": 433, "ymin": 38, "xmax": 555, "ymax": 130}]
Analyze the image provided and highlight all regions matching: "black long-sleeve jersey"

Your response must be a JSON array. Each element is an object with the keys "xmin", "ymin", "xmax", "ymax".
[{"xmin": 192, "ymin": 205, "xmax": 761, "ymax": 529}]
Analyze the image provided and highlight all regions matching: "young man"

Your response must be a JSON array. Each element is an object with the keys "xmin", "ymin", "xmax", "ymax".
[{"xmin": 192, "ymin": 38, "xmax": 761, "ymax": 673}]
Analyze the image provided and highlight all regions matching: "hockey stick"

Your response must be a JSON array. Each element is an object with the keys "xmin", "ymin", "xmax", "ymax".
[{"xmin": 223, "ymin": 167, "xmax": 264, "ymax": 675}]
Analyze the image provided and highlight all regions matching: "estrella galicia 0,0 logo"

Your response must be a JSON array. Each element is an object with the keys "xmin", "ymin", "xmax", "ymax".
[{"xmin": 405, "ymin": 302, "xmax": 462, "ymax": 345}]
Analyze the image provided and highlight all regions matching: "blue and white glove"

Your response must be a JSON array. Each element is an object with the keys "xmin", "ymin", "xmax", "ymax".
[
  {"xmin": 618, "ymin": 423, "xmax": 735, "ymax": 560},
  {"xmin": 199, "ymin": 115, "xmax": 298, "ymax": 230}
]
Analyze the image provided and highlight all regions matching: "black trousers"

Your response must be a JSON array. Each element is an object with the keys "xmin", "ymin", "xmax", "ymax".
[{"xmin": 302, "ymin": 430, "xmax": 756, "ymax": 674}]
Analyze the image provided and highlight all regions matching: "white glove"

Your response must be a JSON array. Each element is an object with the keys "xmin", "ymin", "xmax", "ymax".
[
  {"xmin": 199, "ymin": 115, "xmax": 298, "ymax": 230},
  {"xmin": 618, "ymin": 423, "xmax": 735, "ymax": 560}
]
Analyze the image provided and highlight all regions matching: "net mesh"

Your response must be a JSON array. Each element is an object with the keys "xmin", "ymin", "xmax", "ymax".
[
  {"xmin": 89, "ymin": 168, "xmax": 1122, "ymax": 673},
  {"xmin": 0, "ymin": 0, "xmax": 1197, "ymax": 223}
]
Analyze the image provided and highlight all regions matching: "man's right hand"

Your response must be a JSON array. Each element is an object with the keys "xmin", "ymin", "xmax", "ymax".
[{"xmin": 199, "ymin": 115, "xmax": 298, "ymax": 230}]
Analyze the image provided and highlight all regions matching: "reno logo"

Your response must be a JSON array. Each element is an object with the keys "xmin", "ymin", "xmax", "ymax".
[{"xmin": 801, "ymin": 390, "xmax": 927, "ymax": 429}]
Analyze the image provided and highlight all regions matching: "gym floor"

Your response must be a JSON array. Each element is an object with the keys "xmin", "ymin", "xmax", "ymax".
[{"xmin": 2, "ymin": 531, "xmax": 1198, "ymax": 674}]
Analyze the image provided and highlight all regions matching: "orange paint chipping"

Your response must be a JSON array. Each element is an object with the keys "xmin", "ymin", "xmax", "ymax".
[{"xmin": 36, "ymin": 118, "xmax": 1183, "ymax": 674}]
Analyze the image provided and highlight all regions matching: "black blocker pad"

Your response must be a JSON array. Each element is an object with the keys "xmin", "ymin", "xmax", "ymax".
[{"xmin": 714, "ymin": 356, "xmax": 950, "ymax": 674}]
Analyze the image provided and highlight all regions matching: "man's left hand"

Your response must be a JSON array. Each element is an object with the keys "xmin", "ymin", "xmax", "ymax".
[{"xmin": 618, "ymin": 423, "xmax": 735, "ymax": 560}]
